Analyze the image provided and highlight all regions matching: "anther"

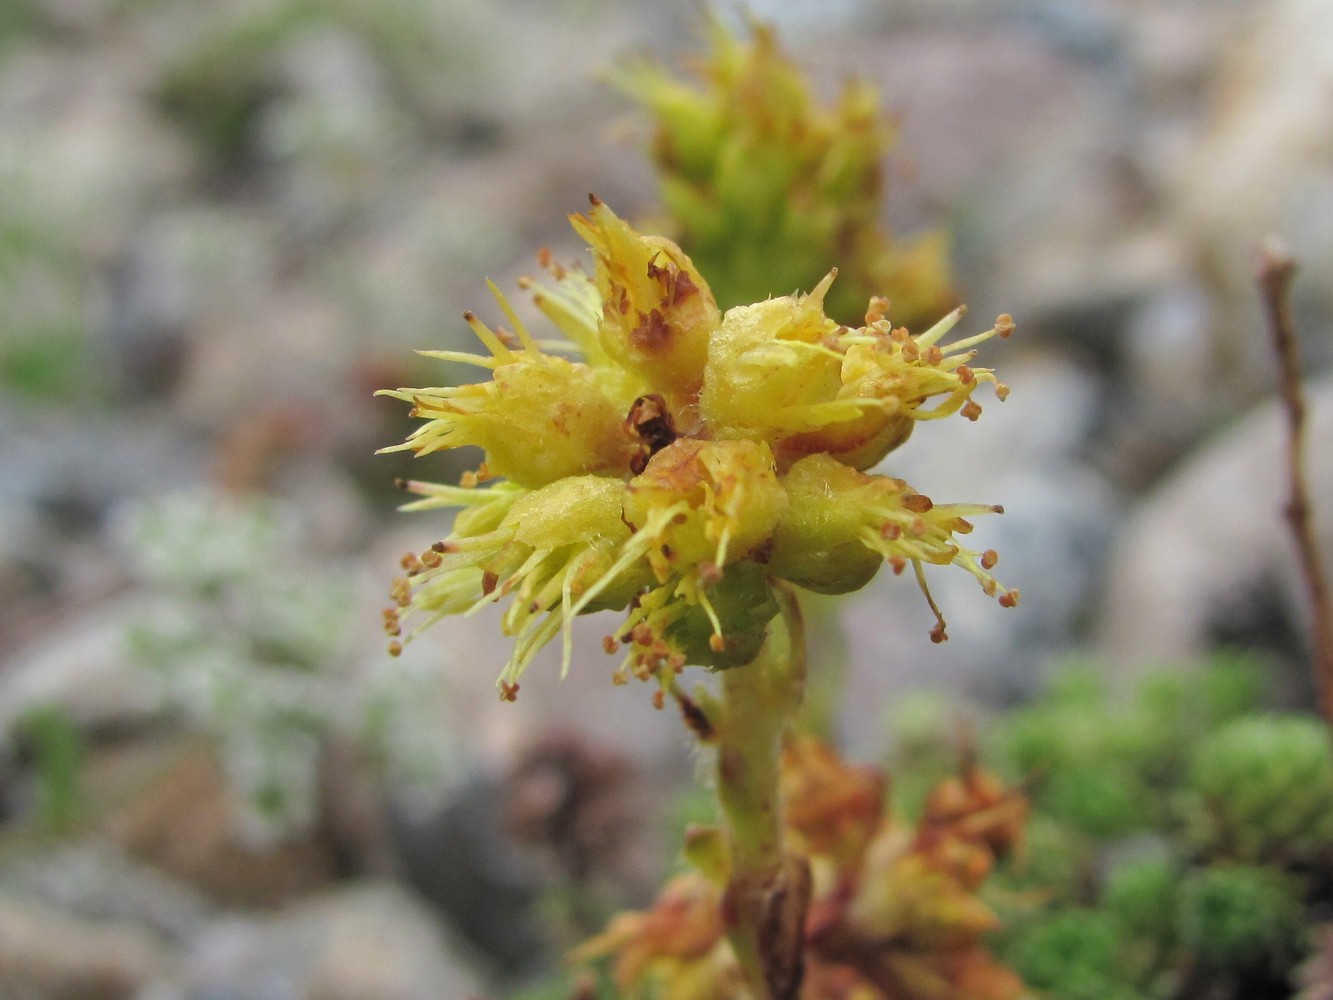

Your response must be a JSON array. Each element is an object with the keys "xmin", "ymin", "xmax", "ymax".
[
  {"xmin": 981, "ymin": 549, "xmax": 999, "ymax": 570},
  {"xmin": 995, "ymin": 314, "xmax": 1016, "ymax": 337},
  {"xmin": 995, "ymin": 383, "xmax": 1010, "ymax": 401},
  {"xmin": 956, "ymin": 365, "xmax": 975, "ymax": 385},
  {"xmin": 499, "ymin": 681, "xmax": 520, "ymax": 702},
  {"xmin": 421, "ymin": 549, "xmax": 443, "ymax": 568},
  {"xmin": 960, "ymin": 401, "xmax": 983, "ymax": 421},
  {"xmin": 388, "ymin": 640, "xmax": 403, "ymax": 657},
  {"xmin": 602, "ymin": 635, "xmax": 620, "ymax": 654},
  {"xmin": 652, "ymin": 690, "xmax": 665, "ymax": 710},
  {"xmin": 709, "ymin": 634, "xmax": 726, "ymax": 653},
  {"xmin": 930, "ymin": 623, "xmax": 948, "ymax": 644},
  {"xmin": 999, "ymin": 590, "xmax": 1020, "ymax": 608},
  {"xmin": 903, "ymin": 494, "xmax": 934, "ymax": 513},
  {"xmin": 889, "ymin": 556, "xmax": 907, "ymax": 575}
]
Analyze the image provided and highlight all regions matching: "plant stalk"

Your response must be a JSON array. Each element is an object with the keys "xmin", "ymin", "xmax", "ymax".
[{"xmin": 714, "ymin": 583, "xmax": 807, "ymax": 999}]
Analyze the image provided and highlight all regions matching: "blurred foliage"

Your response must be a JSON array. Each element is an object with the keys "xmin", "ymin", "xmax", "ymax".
[
  {"xmin": 118, "ymin": 490, "xmax": 458, "ymax": 846},
  {"xmin": 13, "ymin": 706, "xmax": 86, "ymax": 833},
  {"xmin": 975, "ymin": 655, "xmax": 1329, "ymax": 1000}
]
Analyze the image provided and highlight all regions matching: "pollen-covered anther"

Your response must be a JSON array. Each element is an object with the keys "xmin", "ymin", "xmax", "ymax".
[
  {"xmin": 709, "ymin": 634, "xmax": 727, "ymax": 653},
  {"xmin": 960, "ymin": 400, "xmax": 983, "ymax": 421},
  {"xmin": 602, "ymin": 635, "xmax": 620, "ymax": 654},
  {"xmin": 995, "ymin": 313, "xmax": 1016, "ymax": 337},
  {"xmin": 911, "ymin": 517, "xmax": 928, "ymax": 537},
  {"xmin": 902, "ymin": 494, "xmax": 934, "ymax": 513},
  {"xmin": 389, "ymin": 578, "xmax": 411, "ymax": 607},
  {"xmin": 995, "ymin": 383, "xmax": 1011, "ymax": 401},
  {"xmin": 924, "ymin": 346, "xmax": 944, "ymax": 365},
  {"xmin": 652, "ymin": 690, "xmax": 666, "ymax": 710},
  {"xmin": 889, "ymin": 555, "xmax": 907, "ymax": 575},
  {"xmin": 930, "ymin": 622, "xmax": 948, "ymax": 644},
  {"xmin": 865, "ymin": 296, "xmax": 891, "ymax": 324},
  {"xmin": 881, "ymin": 522, "xmax": 902, "ymax": 540},
  {"xmin": 499, "ymin": 681, "xmax": 520, "ymax": 702},
  {"xmin": 998, "ymin": 589, "xmax": 1021, "ymax": 608},
  {"xmin": 956, "ymin": 364, "xmax": 975, "ymax": 385},
  {"xmin": 697, "ymin": 561, "xmax": 724, "ymax": 587},
  {"xmin": 388, "ymin": 640, "xmax": 403, "ymax": 657},
  {"xmin": 421, "ymin": 548, "xmax": 443, "ymax": 569},
  {"xmin": 901, "ymin": 342, "xmax": 920, "ymax": 362},
  {"xmin": 981, "ymin": 549, "xmax": 999, "ymax": 570}
]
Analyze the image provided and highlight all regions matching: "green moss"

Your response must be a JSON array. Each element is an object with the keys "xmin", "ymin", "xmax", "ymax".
[
  {"xmin": 1003, "ymin": 909, "xmax": 1139, "ymax": 1000},
  {"xmin": 1184, "ymin": 715, "xmax": 1333, "ymax": 866},
  {"xmin": 1103, "ymin": 855, "xmax": 1179, "ymax": 944},
  {"xmin": 1175, "ymin": 865, "xmax": 1304, "ymax": 970}
]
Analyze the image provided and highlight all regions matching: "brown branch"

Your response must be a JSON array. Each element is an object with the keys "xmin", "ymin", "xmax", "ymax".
[{"xmin": 1258, "ymin": 239, "xmax": 1333, "ymax": 727}]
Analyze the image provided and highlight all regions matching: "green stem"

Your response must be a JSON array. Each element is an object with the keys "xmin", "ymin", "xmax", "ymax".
[{"xmin": 714, "ymin": 583, "xmax": 806, "ymax": 998}]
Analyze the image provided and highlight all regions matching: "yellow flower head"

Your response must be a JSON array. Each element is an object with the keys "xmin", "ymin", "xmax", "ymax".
[{"xmin": 380, "ymin": 200, "xmax": 1016, "ymax": 697}]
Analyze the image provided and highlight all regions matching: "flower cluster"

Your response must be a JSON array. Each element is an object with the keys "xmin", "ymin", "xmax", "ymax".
[
  {"xmin": 614, "ymin": 17, "xmax": 953, "ymax": 326},
  {"xmin": 379, "ymin": 199, "xmax": 1015, "ymax": 698},
  {"xmin": 572, "ymin": 735, "xmax": 1029, "ymax": 999}
]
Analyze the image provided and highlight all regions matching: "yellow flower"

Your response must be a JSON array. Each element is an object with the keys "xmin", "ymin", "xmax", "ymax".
[
  {"xmin": 702, "ymin": 275, "xmax": 1013, "ymax": 472},
  {"xmin": 376, "ymin": 293, "xmax": 636, "ymax": 487},
  {"xmin": 380, "ymin": 201, "xmax": 1016, "ymax": 695}
]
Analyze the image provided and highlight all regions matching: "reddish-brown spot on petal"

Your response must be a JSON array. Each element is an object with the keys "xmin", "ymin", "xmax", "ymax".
[{"xmin": 630, "ymin": 310, "xmax": 672, "ymax": 351}]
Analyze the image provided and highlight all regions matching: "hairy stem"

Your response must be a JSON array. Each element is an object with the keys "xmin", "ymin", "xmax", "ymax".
[
  {"xmin": 1258, "ymin": 241, "xmax": 1333, "ymax": 727},
  {"xmin": 714, "ymin": 583, "xmax": 807, "ymax": 999}
]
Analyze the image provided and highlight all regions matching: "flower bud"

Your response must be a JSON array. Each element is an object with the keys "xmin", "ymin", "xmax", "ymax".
[
  {"xmin": 624, "ymin": 438, "xmax": 787, "ymax": 579},
  {"xmin": 571, "ymin": 198, "xmax": 720, "ymax": 403},
  {"xmin": 378, "ymin": 296, "xmax": 637, "ymax": 488},
  {"xmin": 703, "ymin": 276, "xmax": 1013, "ymax": 471}
]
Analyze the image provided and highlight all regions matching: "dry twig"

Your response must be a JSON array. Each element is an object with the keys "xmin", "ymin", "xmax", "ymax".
[{"xmin": 1258, "ymin": 240, "xmax": 1333, "ymax": 726}]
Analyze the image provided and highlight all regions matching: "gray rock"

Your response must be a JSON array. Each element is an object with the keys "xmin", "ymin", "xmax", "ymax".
[
  {"xmin": 0, "ymin": 842, "xmax": 214, "ymax": 943},
  {"xmin": 1171, "ymin": 0, "xmax": 1333, "ymax": 403},
  {"xmin": 0, "ymin": 596, "xmax": 166, "ymax": 740},
  {"xmin": 177, "ymin": 882, "xmax": 484, "ymax": 1000},
  {"xmin": 0, "ymin": 891, "xmax": 175, "ymax": 1000},
  {"xmin": 837, "ymin": 352, "xmax": 1119, "ymax": 756},
  {"xmin": 1096, "ymin": 373, "xmax": 1333, "ymax": 689}
]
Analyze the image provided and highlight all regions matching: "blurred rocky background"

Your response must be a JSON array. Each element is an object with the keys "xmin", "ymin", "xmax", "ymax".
[{"xmin": 0, "ymin": 0, "xmax": 1330, "ymax": 997}]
